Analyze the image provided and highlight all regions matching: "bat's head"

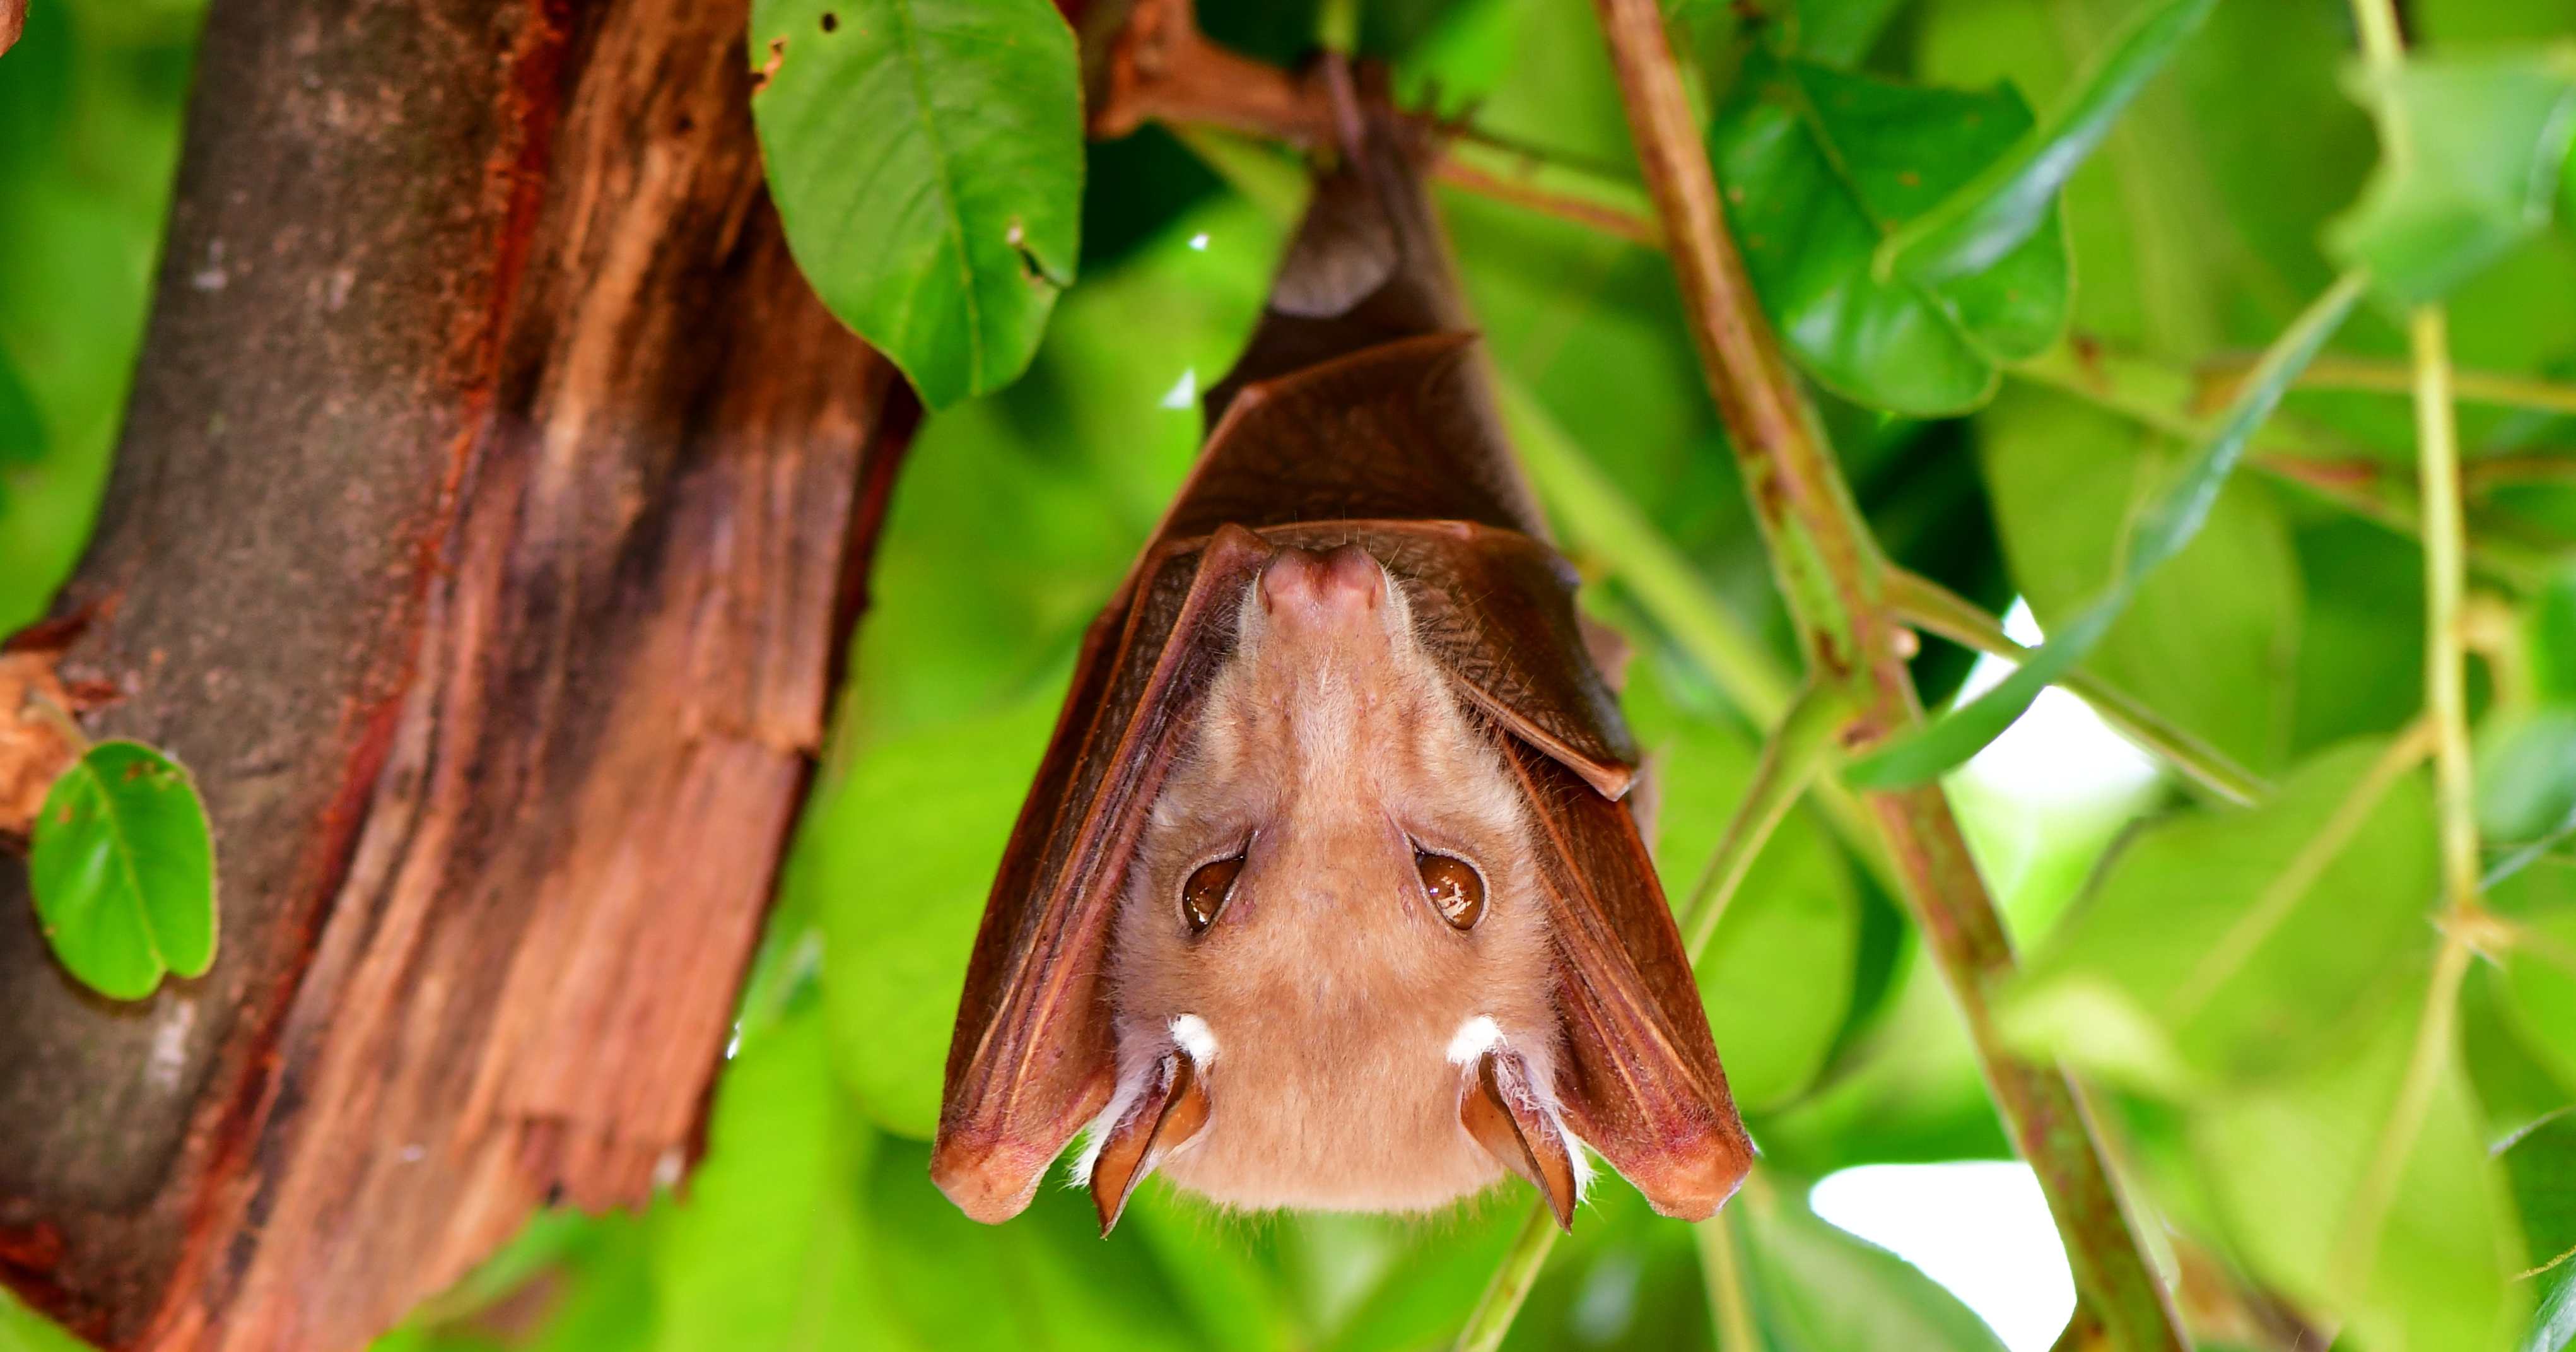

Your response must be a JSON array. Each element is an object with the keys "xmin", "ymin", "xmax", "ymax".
[{"xmin": 1089, "ymin": 543, "xmax": 1591, "ymax": 1231}]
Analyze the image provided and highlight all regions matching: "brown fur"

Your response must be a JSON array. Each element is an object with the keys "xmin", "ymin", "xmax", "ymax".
[{"xmin": 1098, "ymin": 545, "xmax": 1572, "ymax": 1214}]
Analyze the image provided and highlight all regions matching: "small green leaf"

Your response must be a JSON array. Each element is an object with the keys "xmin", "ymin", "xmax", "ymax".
[
  {"xmin": 28, "ymin": 739, "xmax": 216, "ymax": 1001},
  {"xmin": 1847, "ymin": 271, "xmax": 2365, "ymax": 787},
  {"xmin": 2329, "ymin": 46, "xmax": 2576, "ymax": 306},
  {"xmin": 1882, "ymin": 0, "xmax": 2216, "ymax": 288},
  {"xmin": 1998, "ymin": 738, "xmax": 2437, "ymax": 1095},
  {"xmin": 2531, "ymin": 1260, "xmax": 2576, "ymax": 1352},
  {"xmin": 749, "ymin": 0, "xmax": 1083, "ymax": 409},
  {"xmin": 2480, "ymin": 707, "xmax": 2576, "ymax": 847},
  {"xmin": 2502, "ymin": 1111, "xmax": 2576, "ymax": 1276},
  {"xmin": 1711, "ymin": 58, "xmax": 2070, "ymax": 415}
]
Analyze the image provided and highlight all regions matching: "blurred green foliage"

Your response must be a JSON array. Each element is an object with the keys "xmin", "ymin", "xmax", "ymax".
[{"xmin": 7, "ymin": 0, "xmax": 2576, "ymax": 1349}]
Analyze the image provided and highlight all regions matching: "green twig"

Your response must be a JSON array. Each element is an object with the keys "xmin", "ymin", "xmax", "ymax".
[
  {"xmin": 1451, "ymin": 1202, "xmax": 1561, "ymax": 1352},
  {"xmin": 1586, "ymin": 0, "xmax": 2186, "ymax": 1346},
  {"xmin": 1883, "ymin": 567, "xmax": 2268, "ymax": 804},
  {"xmin": 1696, "ymin": 1208, "xmax": 1762, "ymax": 1350}
]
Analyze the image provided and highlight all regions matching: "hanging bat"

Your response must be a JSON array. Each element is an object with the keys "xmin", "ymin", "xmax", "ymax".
[{"xmin": 930, "ymin": 74, "xmax": 1751, "ymax": 1237}]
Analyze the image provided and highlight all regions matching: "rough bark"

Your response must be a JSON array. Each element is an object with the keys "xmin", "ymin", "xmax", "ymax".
[{"xmin": 0, "ymin": 0, "xmax": 911, "ymax": 1346}]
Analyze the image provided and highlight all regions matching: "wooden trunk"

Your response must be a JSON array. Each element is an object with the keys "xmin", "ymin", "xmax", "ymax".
[{"xmin": 0, "ymin": 0, "xmax": 909, "ymax": 1346}]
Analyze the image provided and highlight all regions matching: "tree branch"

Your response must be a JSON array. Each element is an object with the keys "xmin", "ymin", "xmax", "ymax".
[{"xmin": 1584, "ymin": 1, "xmax": 2187, "ymax": 1348}]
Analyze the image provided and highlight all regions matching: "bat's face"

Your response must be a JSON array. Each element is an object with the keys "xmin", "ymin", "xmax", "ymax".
[{"xmin": 1092, "ymin": 543, "xmax": 1589, "ymax": 1220}]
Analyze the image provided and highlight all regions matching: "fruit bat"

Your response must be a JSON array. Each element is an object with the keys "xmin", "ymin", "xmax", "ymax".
[{"xmin": 931, "ymin": 75, "xmax": 1751, "ymax": 1237}]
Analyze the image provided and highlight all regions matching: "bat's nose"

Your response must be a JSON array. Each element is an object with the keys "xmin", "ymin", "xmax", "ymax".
[{"xmin": 1258, "ymin": 544, "xmax": 1385, "ymax": 628}]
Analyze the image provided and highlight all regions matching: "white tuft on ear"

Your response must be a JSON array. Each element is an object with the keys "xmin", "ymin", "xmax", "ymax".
[
  {"xmin": 1444, "ymin": 1014, "xmax": 1504, "ymax": 1066},
  {"xmin": 1170, "ymin": 1013, "xmax": 1220, "ymax": 1066}
]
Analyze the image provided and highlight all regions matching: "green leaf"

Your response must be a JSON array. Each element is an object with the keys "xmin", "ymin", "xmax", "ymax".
[
  {"xmin": 654, "ymin": 1008, "xmax": 879, "ymax": 1349},
  {"xmin": 749, "ymin": 0, "xmax": 1082, "ymax": 408},
  {"xmin": 799, "ymin": 690, "xmax": 1057, "ymax": 1138},
  {"xmin": 1999, "ymin": 738, "xmax": 2437, "ymax": 1095},
  {"xmin": 27, "ymin": 739, "xmax": 216, "ymax": 1001},
  {"xmin": 1883, "ymin": 0, "xmax": 2215, "ymax": 288},
  {"xmin": 2481, "ymin": 707, "xmax": 2576, "ymax": 848},
  {"xmin": 1847, "ymin": 271, "xmax": 2363, "ymax": 787},
  {"xmin": 2329, "ymin": 46, "xmax": 2576, "ymax": 306},
  {"xmin": 2532, "ymin": 1260, "xmax": 2576, "ymax": 1352},
  {"xmin": 2502, "ymin": 1110, "xmax": 2576, "ymax": 1276},
  {"xmin": 2197, "ymin": 982, "xmax": 2527, "ymax": 1351},
  {"xmin": 2533, "ymin": 564, "xmax": 2576, "ymax": 705},
  {"xmin": 1711, "ymin": 57, "xmax": 2070, "ymax": 416},
  {"xmin": 1722, "ymin": 1172, "xmax": 2009, "ymax": 1351},
  {"xmin": 2497, "ymin": 889, "xmax": 2576, "ymax": 1096}
]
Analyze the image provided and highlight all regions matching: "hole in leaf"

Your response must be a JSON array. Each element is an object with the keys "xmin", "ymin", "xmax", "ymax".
[{"xmin": 821, "ymin": 11, "xmax": 838, "ymax": 32}]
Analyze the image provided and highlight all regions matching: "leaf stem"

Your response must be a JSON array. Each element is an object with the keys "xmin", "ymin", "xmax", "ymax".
[
  {"xmin": 2341, "ymin": 0, "xmax": 2481, "ymax": 922},
  {"xmin": 1882, "ymin": 567, "xmax": 2268, "ymax": 804},
  {"xmin": 1587, "ymin": 0, "xmax": 2185, "ymax": 1346},
  {"xmin": 1451, "ymin": 1201, "xmax": 1561, "ymax": 1352},
  {"xmin": 1695, "ymin": 1209, "xmax": 1762, "ymax": 1350}
]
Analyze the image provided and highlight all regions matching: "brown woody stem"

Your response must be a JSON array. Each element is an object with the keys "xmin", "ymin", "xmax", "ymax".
[{"xmin": 1585, "ymin": 0, "xmax": 2187, "ymax": 1348}]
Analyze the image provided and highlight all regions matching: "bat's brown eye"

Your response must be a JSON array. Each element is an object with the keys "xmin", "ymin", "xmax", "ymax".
[
  {"xmin": 1417, "ymin": 852, "xmax": 1485, "ymax": 930},
  {"xmin": 1182, "ymin": 856, "xmax": 1244, "ymax": 932}
]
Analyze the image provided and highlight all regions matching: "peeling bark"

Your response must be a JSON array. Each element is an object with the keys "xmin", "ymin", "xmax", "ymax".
[{"xmin": 0, "ymin": 0, "xmax": 911, "ymax": 1346}]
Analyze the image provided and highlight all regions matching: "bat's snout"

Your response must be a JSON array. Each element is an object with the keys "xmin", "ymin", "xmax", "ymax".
[{"xmin": 1257, "ymin": 544, "xmax": 1385, "ymax": 630}]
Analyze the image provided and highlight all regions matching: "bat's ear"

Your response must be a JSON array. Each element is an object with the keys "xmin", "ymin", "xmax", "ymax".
[
  {"xmin": 1084, "ymin": 1049, "xmax": 1212, "ymax": 1237},
  {"xmin": 1458, "ymin": 1047, "xmax": 1583, "ymax": 1231}
]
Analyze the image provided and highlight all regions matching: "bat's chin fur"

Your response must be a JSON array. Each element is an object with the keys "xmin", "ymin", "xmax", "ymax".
[{"xmin": 1101, "ymin": 548, "xmax": 1583, "ymax": 1216}]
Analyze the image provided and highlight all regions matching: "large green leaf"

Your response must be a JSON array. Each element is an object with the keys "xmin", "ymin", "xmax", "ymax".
[
  {"xmin": 1883, "ymin": 0, "xmax": 2215, "ymax": 289},
  {"xmin": 1711, "ymin": 57, "xmax": 2070, "ymax": 416},
  {"xmin": 1999, "ymin": 738, "xmax": 2437, "ymax": 1096},
  {"xmin": 654, "ymin": 1009, "xmax": 879, "ymax": 1349},
  {"xmin": 1721, "ymin": 1171, "xmax": 2010, "ymax": 1351},
  {"xmin": 0, "ymin": 348, "xmax": 38, "ymax": 471},
  {"xmin": 2329, "ymin": 46, "xmax": 2576, "ymax": 306},
  {"xmin": 800, "ymin": 690, "xmax": 1055, "ymax": 1139},
  {"xmin": 2197, "ymin": 982, "xmax": 2527, "ymax": 1351},
  {"xmin": 2482, "ymin": 707, "xmax": 2576, "ymax": 849},
  {"xmin": 28, "ymin": 739, "xmax": 216, "ymax": 1001},
  {"xmin": 1851, "ymin": 274, "xmax": 2361, "ymax": 787},
  {"xmin": 749, "ymin": 0, "xmax": 1082, "ymax": 408}
]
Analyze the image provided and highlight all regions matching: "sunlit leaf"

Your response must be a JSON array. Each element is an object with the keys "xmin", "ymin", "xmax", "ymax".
[
  {"xmin": 799, "ymin": 690, "xmax": 1057, "ymax": 1139},
  {"xmin": 655, "ymin": 1009, "xmax": 880, "ymax": 1349},
  {"xmin": 2531, "ymin": 1259, "xmax": 2576, "ymax": 1352},
  {"xmin": 2329, "ymin": 45, "xmax": 2576, "ymax": 305},
  {"xmin": 1711, "ymin": 57, "xmax": 2070, "ymax": 415},
  {"xmin": 28, "ymin": 739, "xmax": 216, "ymax": 1001},
  {"xmin": 1883, "ymin": 0, "xmax": 2211, "ymax": 290},
  {"xmin": 1847, "ymin": 272, "xmax": 2363, "ymax": 786},
  {"xmin": 1999, "ymin": 738, "xmax": 2436, "ymax": 1095},
  {"xmin": 749, "ymin": 0, "xmax": 1082, "ymax": 408},
  {"xmin": 2198, "ymin": 983, "xmax": 2527, "ymax": 1351}
]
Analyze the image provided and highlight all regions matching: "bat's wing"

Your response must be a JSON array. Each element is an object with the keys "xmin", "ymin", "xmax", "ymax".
[
  {"xmin": 1501, "ymin": 735, "xmax": 1753, "ymax": 1220},
  {"xmin": 932, "ymin": 525, "xmax": 1273, "ymax": 1223}
]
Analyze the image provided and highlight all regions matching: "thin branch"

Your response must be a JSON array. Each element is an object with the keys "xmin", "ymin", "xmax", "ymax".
[
  {"xmin": 1093, "ymin": 0, "xmax": 1661, "ymax": 248},
  {"xmin": 1586, "ymin": 1, "xmax": 2187, "ymax": 1348},
  {"xmin": 1696, "ymin": 1208, "xmax": 1762, "ymax": 1350},
  {"xmin": 1883, "ymin": 567, "xmax": 2268, "ymax": 805},
  {"xmin": 2201, "ymin": 351, "xmax": 2576, "ymax": 419},
  {"xmin": 1451, "ymin": 1202, "xmax": 1560, "ymax": 1352}
]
